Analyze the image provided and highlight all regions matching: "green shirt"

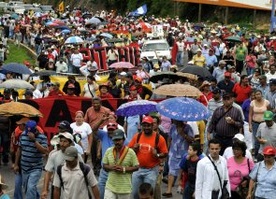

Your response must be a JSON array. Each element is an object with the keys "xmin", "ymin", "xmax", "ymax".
[
  {"xmin": 103, "ymin": 146, "xmax": 139, "ymax": 194},
  {"xmin": 235, "ymin": 46, "xmax": 247, "ymax": 61}
]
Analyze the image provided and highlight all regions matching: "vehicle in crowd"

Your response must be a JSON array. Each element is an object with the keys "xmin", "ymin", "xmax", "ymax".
[
  {"xmin": 39, "ymin": 5, "xmax": 54, "ymax": 13},
  {"xmin": 140, "ymin": 39, "xmax": 171, "ymax": 63}
]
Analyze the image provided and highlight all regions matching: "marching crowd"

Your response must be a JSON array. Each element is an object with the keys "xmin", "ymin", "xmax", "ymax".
[{"xmin": 0, "ymin": 5, "xmax": 276, "ymax": 199}]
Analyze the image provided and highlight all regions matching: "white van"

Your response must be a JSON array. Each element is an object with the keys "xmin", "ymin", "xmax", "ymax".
[{"xmin": 140, "ymin": 39, "xmax": 171, "ymax": 62}]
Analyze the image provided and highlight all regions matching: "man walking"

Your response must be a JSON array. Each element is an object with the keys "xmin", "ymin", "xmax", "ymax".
[
  {"xmin": 53, "ymin": 146, "xmax": 100, "ymax": 199},
  {"xmin": 14, "ymin": 120, "xmax": 48, "ymax": 199},
  {"xmin": 207, "ymin": 93, "xmax": 244, "ymax": 154},
  {"xmin": 103, "ymin": 129, "xmax": 139, "ymax": 198},
  {"xmin": 128, "ymin": 116, "xmax": 168, "ymax": 199},
  {"xmin": 195, "ymin": 139, "xmax": 230, "ymax": 199}
]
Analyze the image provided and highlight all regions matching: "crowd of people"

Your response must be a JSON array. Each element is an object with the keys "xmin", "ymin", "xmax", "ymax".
[{"xmin": 0, "ymin": 4, "xmax": 276, "ymax": 199}]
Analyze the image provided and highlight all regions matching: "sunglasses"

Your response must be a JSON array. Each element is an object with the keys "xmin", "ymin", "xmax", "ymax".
[{"xmin": 107, "ymin": 123, "xmax": 117, "ymax": 128}]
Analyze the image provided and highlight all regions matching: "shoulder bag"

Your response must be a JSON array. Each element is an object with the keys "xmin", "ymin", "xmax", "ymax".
[{"xmin": 207, "ymin": 156, "xmax": 230, "ymax": 199}]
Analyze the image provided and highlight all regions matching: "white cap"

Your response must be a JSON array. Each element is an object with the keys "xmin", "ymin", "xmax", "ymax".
[
  {"xmin": 233, "ymin": 133, "xmax": 244, "ymax": 142},
  {"xmin": 203, "ymin": 44, "xmax": 208, "ymax": 47},
  {"xmin": 120, "ymin": 72, "xmax": 127, "ymax": 76}
]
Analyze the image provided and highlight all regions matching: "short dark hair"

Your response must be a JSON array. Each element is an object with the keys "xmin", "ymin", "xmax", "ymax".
[
  {"xmin": 190, "ymin": 141, "xmax": 202, "ymax": 156},
  {"xmin": 208, "ymin": 138, "xmax": 221, "ymax": 147},
  {"xmin": 138, "ymin": 183, "xmax": 153, "ymax": 196},
  {"xmin": 232, "ymin": 141, "xmax": 247, "ymax": 157}
]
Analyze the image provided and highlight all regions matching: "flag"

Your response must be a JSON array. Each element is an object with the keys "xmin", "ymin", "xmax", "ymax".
[
  {"xmin": 129, "ymin": 4, "xmax": 147, "ymax": 17},
  {"xmin": 58, "ymin": 1, "xmax": 64, "ymax": 12}
]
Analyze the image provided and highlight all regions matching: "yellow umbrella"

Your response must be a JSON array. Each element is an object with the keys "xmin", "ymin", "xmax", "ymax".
[{"xmin": 0, "ymin": 101, "xmax": 43, "ymax": 117}]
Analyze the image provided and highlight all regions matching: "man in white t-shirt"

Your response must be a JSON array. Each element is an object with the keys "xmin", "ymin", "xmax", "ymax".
[{"xmin": 70, "ymin": 48, "xmax": 83, "ymax": 74}]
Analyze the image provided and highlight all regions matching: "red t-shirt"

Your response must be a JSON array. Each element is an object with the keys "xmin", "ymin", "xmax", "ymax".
[{"xmin": 232, "ymin": 83, "xmax": 252, "ymax": 104}]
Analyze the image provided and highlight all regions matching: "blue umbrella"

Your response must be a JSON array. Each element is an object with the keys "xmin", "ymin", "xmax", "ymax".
[
  {"xmin": 2, "ymin": 63, "xmax": 32, "ymax": 74},
  {"xmin": 65, "ymin": 36, "xmax": 84, "ymax": 44},
  {"xmin": 156, "ymin": 97, "xmax": 209, "ymax": 121},
  {"xmin": 11, "ymin": 13, "xmax": 19, "ymax": 19},
  {"xmin": 85, "ymin": 17, "xmax": 101, "ymax": 25},
  {"xmin": 61, "ymin": 29, "xmax": 71, "ymax": 34},
  {"xmin": 116, "ymin": 100, "xmax": 157, "ymax": 116}
]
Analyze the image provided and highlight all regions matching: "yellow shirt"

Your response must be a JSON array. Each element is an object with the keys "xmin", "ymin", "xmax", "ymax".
[{"xmin": 192, "ymin": 55, "xmax": 206, "ymax": 67}]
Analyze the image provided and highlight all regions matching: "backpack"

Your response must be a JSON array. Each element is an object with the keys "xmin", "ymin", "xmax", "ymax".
[
  {"xmin": 136, "ymin": 132, "xmax": 160, "ymax": 151},
  {"xmin": 57, "ymin": 162, "xmax": 92, "ymax": 199}
]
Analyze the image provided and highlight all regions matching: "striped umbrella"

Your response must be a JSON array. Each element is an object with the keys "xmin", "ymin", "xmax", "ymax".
[{"xmin": 65, "ymin": 36, "xmax": 84, "ymax": 44}]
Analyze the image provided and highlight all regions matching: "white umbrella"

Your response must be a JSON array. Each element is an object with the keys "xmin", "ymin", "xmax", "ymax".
[
  {"xmin": 64, "ymin": 36, "xmax": 84, "ymax": 44},
  {"xmin": 0, "ymin": 79, "xmax": 34, "ymax": 89}
]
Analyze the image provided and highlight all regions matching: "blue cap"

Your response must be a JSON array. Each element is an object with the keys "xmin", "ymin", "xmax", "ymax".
[{"xmin": 25, "ymin": 120, "xmax": 37, "ymax": 133}]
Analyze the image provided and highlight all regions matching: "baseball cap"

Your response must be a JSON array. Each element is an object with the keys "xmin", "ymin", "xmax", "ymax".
[
  {"xmin": 3, "ymin": 88, "xmax": 11, "ymax": 94},
  {"xmin": 233, "ymin": 133, "xmax": 245, "ymax": 142},
  {"xmin": 263, "ymin": 111, "xmax": 274, "ymax": 121},
  {"xmin": 203, "ymin": 44, "xmax": 208, "ymax": 47},
  {"xmin": 135, "ymin": 77, "xmax": 142, "ymax": 83},
  {"xmin": 142, "ymin": 116, "xmax": 154, "ymax": 124},
  {"xmin": 269, "ymin": 78, "xmax": 276, "ymax": 85},
  {"xmin": 263, "ymin": 146, "xmax": 276, "ymax": 155},
  {"xmin": 254, "ymin": 68, "xmax": 260, "ymax": 73},
  {"xmin": 58, "ymin": 120, "xmax": 71, "ymax": 130},
  {"xmin": 212, "ymin": 88, "xmax": 221, "ymax": 94},
  {"xmin": 153, "ymin": 64, "xmax": 160, "ymax": 69},
  {"xmin": 112, "ymin": 129, "xmax": 125, "ymax": 140},
  {"xmin": 25, "ymin": 120, "xmax": 37, "ymax": 133},
  {"xmin": 58, "ymin": 132, "xmax": 74, "ymax": 142},
  {"xmin": 120, "ymin": 71, "xmax": 127, "ymax": 76},
  {"xmin": 129, "ymin": 85, "xmax": 137, "ymax": 91},
  {"xmin": 107, "ymin": 122, "xmax": 118, "ymax": 131},
  {"xmin": 64, "ymin": 146, "xmax": 78, "ymax": 161},
  {"xmin": 16, "ymin": 118, "xmax": 29, "ymax": 125},
  {"xmin": 67, "ymin": 84, "xmax": 75, "ymax": 89},
  {"xmin": 224, "ymin": 72, "xmax": 231, "ymax": 77},
  {"xmin": 197, "ymin": 49, "xmax": 202, "ymax": 52}
]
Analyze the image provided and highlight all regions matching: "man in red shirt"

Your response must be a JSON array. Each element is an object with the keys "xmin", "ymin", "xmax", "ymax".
[
  {"xmin": 128, "ymin": 116, "xmax": 168, "ymax": 199},
  {"xmin": 48, "ymin": 82, "xmax": 64, "ymax": 97}
]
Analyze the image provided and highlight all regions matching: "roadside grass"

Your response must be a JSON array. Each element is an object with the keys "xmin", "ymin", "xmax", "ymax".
[{"xmin": 5, "ymin": 42, "xmax": 36, "ymax": 66}]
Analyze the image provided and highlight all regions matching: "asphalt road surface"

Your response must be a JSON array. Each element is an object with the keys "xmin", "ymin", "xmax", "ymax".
[{"xmin": 1, "ymin": 161, "xmax": 183, "ymax": 199}]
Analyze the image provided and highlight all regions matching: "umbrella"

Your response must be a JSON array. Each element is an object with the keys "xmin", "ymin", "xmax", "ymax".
[
  {"xmin": 0, "ymin": 101, "xmax": 43, "ymax": 117},
  {"xmin": 192, "ymin": 23, "xmax": 205, "ymax": 28},
  {"xmin": 156, "ymin": 97, "xmax": 209, "ymax": 121},
  {"xmin": 149, "ymin": 72, "xmax": 180, "ymax": 83},
  {"xmin": 11, "ymin": 13, "xmax": 19, "ymax": 19},
  {"xmin": 82, "ymin": 13, "xmax": 92, "ymax": 19},
  {"xmin": 30, "ymin": 70, "xmax": 57, "ymax": 76},
  {"xmin": 65, "ymin": 36, "xmax": 84, "ymax": 44},
  {"xmin": 85, "ymin": 17, "xmax": 101, "ymax": 25},
  {"xmin": 100, "ymin": 33, "xmax": 113, "ymax": 39},
  {"xmin": 180, "ymin": 65, "xmax": 212, "ymax": 79},
  {"xmin": 2, "ymin": 63, "xmax": 32, "ymax": 74},
  {"xmin": 176, "ymin": 72, "xmax": 198, "ymax": 81},
  {"xmin": 116, "ymin": 100, "xmax": 157, "ymax": 116},
  {"xmin": 0, "ymin": 79, "xmax": 34, "ymax": 89},
  {"xmin": 94, "ymin": 16, "xmax": 106, "ymax": 22},
  {"xmin": 153, "ymin": 84, "xmax": 202, "ymax": 97},
  {"xmin": 136, "ymin": 22, "xmax": 152, "ymax": 30},
  {"xmin": 34, "ymin": 12, "xmax": 42, "ymax": 18},
  {"xmin": 225, "ymin": 36, "xmax": 241, "ymax": 43},
  {"xmin": 61, "ymin": 29, "xmax": 71, "ymax": 34},
  {"xmin": 109, "ymin": 61, "xmax": 135, "ymax": 69}
]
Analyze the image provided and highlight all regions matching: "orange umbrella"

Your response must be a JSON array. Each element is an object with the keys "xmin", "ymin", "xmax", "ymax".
[
  {"xmin": 0, "ymin": 101, "xmax": 43, "ymax": 117},
  {"xmin": 154, "ymin": 84, "xmax": 202, "ymax": 97}
]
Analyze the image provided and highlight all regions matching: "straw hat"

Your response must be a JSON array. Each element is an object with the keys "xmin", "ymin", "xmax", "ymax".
[{"xmin": 0, "ymin": 175, "xmax": 8, "ymax": 189}]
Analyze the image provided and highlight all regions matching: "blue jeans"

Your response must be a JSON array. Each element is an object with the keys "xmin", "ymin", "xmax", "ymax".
[
  {"xmin": 22, "ymin": 169, "xmax": 42, "ymax": 199},
  {"xmin": 132, "ymin": 166, "xmax": 159, "ymax": 199},
  {"xmin": 252, "ymin": 121, "xmax": 260, "ymax": 157},
  {"xmin": 14, "ymin": 173, "xmax": 23, "ymax": 199},
  {"xmin": 183, "ymin": 183, "xmax": 195, "ymax": 199},
  {"xmin": 98, "ymin": 168, "xmax": 108, "ymax": 199},
  {"xmin": 176, "ymin": 52, "xmax": 184, "ymax": 66}
]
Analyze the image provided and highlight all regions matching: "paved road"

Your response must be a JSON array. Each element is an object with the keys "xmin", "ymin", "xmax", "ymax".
[{"xmin": 1, "ymin": 161, "xmax": 183, "ymax": 199}]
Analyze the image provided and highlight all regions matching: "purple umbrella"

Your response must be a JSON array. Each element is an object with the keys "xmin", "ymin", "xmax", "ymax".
[{"xmin": 116, "ymin": 100, "xmax": 157, "ymax": 116}]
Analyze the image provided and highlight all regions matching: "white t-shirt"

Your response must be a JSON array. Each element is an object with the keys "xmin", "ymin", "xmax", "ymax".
[
  {"xmin": 70, "ymin": 122, "xmax": 92, "ymax": 152},
  {"xmin": 70, "ymin": 53, "xmax": 83, "ymax": 67}
]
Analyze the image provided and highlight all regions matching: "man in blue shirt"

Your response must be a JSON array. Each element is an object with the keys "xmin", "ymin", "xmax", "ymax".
[{"xmin": 14, "ymin": 120, "xmax": 48, "ymax": 199}]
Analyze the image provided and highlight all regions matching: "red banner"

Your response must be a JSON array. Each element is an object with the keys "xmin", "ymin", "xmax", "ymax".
[{"xmin": 19, "ymin": 97, "xmax": 128, "ymax": 141}]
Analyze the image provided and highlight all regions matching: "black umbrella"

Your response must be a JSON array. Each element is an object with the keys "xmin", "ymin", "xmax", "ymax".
[
  {"xmin": 224, "ymin": 36, "xmax": 242, "ymax": 43},
  {"xmin": 30, "ymin": 70, "xmax": 57, "ymax": 76},
  {"xmin": 180, "ymin": 65, "xmax": 212, "ymax": 79},
  {"xmin": 2, "ymin": 63, "xmax": 32, "ymax": 74},
  {"xmin": 149, "ymin": 72, "xmax": 180, "ymax": 83},
  {"xmin": 192, "ymin": 23, "xmax": 205, "ymax": 29}
]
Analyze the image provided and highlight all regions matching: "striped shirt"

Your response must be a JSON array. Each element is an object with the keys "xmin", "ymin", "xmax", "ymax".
[
  {"xmin": 207, "ymin": 105, "xmax": 244, "ymax": 137},
  {"xmin": 103, "ymin": 147, "xmax": 139, "ymax": 194},
  {"xmin": 19, "ymin": 132, "xmax": 48, "ymax": 172}
]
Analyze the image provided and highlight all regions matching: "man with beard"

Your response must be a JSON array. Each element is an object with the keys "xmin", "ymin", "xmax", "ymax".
[
  {"xmin": 103, "ymin": 129, "xmax": 139, "ymax": 198},
  {"xmin": 128, "ymin": 116, "xmax": 168, "ymax": 199}
]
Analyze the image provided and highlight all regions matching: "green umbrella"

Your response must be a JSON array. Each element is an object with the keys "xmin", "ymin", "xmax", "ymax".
[
  {"xmin": 11, "ymin": 13, "xmax": 19, "ymax": 19},
  {"xmin": 225, "ymin": 36, "xmax": 242, "ymax": 43}
]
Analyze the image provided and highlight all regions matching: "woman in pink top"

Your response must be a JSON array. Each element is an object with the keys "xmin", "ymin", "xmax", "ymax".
[
  {"xmin": 227, "ymin": 141, "xmax": 254, "ymax": 199},
  {"xmin": 248, "ymin": 89, "xmax": 270, "ymax": 157}
]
